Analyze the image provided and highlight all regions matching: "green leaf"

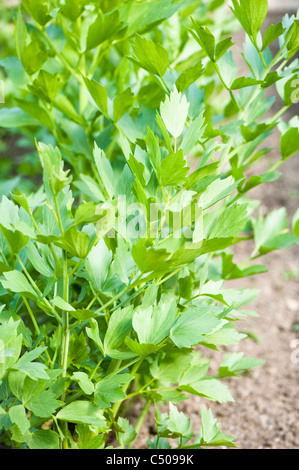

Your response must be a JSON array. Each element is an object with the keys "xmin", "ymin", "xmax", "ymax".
[
  {"xmin": 180, "ymin": 378, "xmax": 234, "ymax": 403},
  {"xmin": 28, "ymin": 70, "xmax": 63, "ymax": 103},
  {"xmin": 15, "ymin": 7, "xmax": 28, "ymax": 59},
  {"xmin": 197, "ymin": 406, "xmax": 236, "ymax": 447},
  {"xmin": 71, "ymin": 372, "xmax": 94, "ymax": 395},
  {"xmin": 93, "ymin": 144, "xmax": 115, "ymax": 199},
  {"xmin": 104, "ymin": 306, "xmax": 134, "ymax": 355},
  {"xmin": 113, "ymin": 88, "xmax": 136, "ymax": 123},
  {"xmin": 22, "ymin": 0, "xmax": 51, "ymax": 26},
  {"xmin": 74, "ymin": 174, "xmax": 105, "ymax": 202},
  {"xmin": 180, "ymin": 111, "xmax": 205, "ymax": 155},
  {"xmin": 0, "ymin": 108, "xmax": 40, "ymax": 128},
  {"xmin": 56, "ymin": 401, "xmax": 107, "ymax": 428},
  {"xmin": 151, "ymin": 350, "xmax": 194, "ymax": 383},
  {"xmin": 12, "ymin": 347, "xmax": 49, "ymax": 380},
  {"xmin": 230, "ymin": 77, "xmax": 263, "ymax": 90},
  {"xmin": 132, "ymin": 301, "xmax": 177, "ymax": 346},
  {"xmin": 116, "ymin": 417, "xmax": 137, "ymax": 446},
  {"xmin": 20, "ymin": 37, "xmax": 48, "ymax": 76},
  {"xmin": 229, "ymin": 0, "xmax": 268, "ymax": 41},
  {"xmin": 86, "ymin": 319, "xmax": 104, "ymax": 355},
  {"xmin": 161, "ymin": 150, "xmax": 189, "ymax": 187},
  {"xmin": 218, "ymin": 352, "xmax": 264, "ymax": 378},
  {"xmin": 166, "ymin": 403, "xmax": 193, "ymax": 439},
  {"xmin": 62, "ymin": 0, "xmax": 86, "ymax": 21},
  {"xmin": 83, "ymin": 77, "xmax": 109, "ymax": 118},
  {"xmin": 241, "ymin": 122, "xmax": 276, "ymax": 142},
  {"xmin": 170, "ymin": 307, "xmax": 220, "ymax": 349},
  {"xmin": 189, "ymin": 20, "xmax": 215, "ymax": 62},
  {"xmin": 125, "ymin": 338, "xmax": 160, "ymax": 356},
  {"xmin": 76, "ymin": 424, "xmax": 106, "ymax": 449},
  {"xmin": 9, "ymin": 405, "xmax": 30, "ymax": 434},
  {"xmin": 37, "ymin": 143, "xmax": 71, "ymax": 196},
  {"xmin": 144, "ymin": 127, "xmax": 161, "ymax": 174},
  {"xmin": 292, "ymin": 209, "xmax": 299, "ymax": 237},
  {"xmin": 286, "ymin": 20, "xmax": 299, "ymax": 59},
  {"xmin": 215, "ymin": 37, "xmax": 235, "ymax": 61},
  {"xmin": 175, "ymin": 62, "xmax": 204, "ymax": 93},
  {"xmin": 0, "ymin": 319, "xmax": 23, "ymax": 380},
  {"xmin": 130, "ymin": 34, "xmax": 169, "ymax": 78},
  {"xmin": 67, "ymin": 331, "xmax": 88, "ymax": 367},
  {"xmin": 262, "ymin": 22, "xmax": 285, "ymax": 51},
  {"xmin": 121, "ymin": 0, "xmax": 180, "ymax": 37},
  {"xmin": 132, "ymin": 242, "xmax": 170, "ymax": 274},
  {"xmin": 199, "ymin": 176, "xmax": 242, "ymax": 210},
  {"xmin": 1, "ymin": 270, "xmax": 37, "ymax": 300},
  {"xmin": 16, "ymin": 99, "xmax": 53, "ymax": 130},
  {"xmin": 280, "ymin": 128, "xmax": 299, "ymax": 159},
  {"xmin": 26, "ymin": 242, "xmax": 54, "ymax": 277},
  {"xmin": 85, "ymin": 240, "xmax": 112, "ymax": 291},
  {"xmin": 74, "ymin": 202, "xmax": 102, "ymax": 226},
  {"xmin": 209, "ymin": 204, "xmax": 247, "ymax": 238},
  {"xmin": 86, "ymin": 10, "xmax": 126, "ymax": 50},
  {"xmin": 203, "ymin": 323, "xmax": 246, "ymax": 346},
  {"xmin": 51, "ymin": 296, "xmax": 75, "ymax": 312},
  {"xmin": 160, "ymin": 87, "xmax": 190, "ymax": 138},
  {"xmin": 54, "ymin": 228, "xmax": 90, "ymax": 259},
  {"xmin": 94, "ymin": 373, "xmax": 133, "ymax": 408},
  {"xmin": 28, "ymin": 430, "xmax": 59, "ymax": 449},
  {"xmin": 26, "ymin": 390, "xmax": 61, "ymax": 417}
]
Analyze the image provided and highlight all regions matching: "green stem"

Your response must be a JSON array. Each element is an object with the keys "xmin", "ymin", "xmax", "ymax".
[
  {"xmin": 258, "ymin": 50, "xmax": 267, "ymax": 69},
  {"xmin": 112, "ymin": 359, "xmax": 144, "ymax": 419},
  {"xmin": 127, "ymin": 400, "xmax": 152, "ymax": 449},
  {"xmin": 38, "ymin": 25, "xmax": 85, "ymax": 87},
  {"xmin": 213, "ymin": 62, "xmax": 241, "ymax": 111},
  {"xmin": 16, "ymin": 255, "xmax": 61, "ymax": 324},
  {"xmin": 59, "ymin": 255, "xmax": 70, "ymax": 449},
  {"xmin": 22, "ymin": 296, "xmax": 53, "ymax": 366}
]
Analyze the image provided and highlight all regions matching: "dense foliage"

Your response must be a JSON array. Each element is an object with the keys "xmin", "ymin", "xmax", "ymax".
[{"xmin": 0, "ymin": 0, "xmax": 298, "ymax": 449}]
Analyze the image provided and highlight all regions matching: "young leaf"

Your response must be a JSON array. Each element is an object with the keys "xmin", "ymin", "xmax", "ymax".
[{"xmin": 160, "ymin": 87, "xmax": 190, "ymax": 138}]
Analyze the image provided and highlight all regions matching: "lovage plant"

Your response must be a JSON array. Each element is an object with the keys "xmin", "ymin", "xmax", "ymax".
[{"xmin": 0, "ymin": 0, "xmax": 299, "ymax": 450}]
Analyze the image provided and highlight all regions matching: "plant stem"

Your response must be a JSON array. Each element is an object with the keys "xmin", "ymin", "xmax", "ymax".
[
  {"xmin": 127, "ymin": 400, "xmax": 152, "ymax": 449},
  {"xmin": 16, "ymin": 254, "xmax": 61, "ymax": 324},
  {"xmin": 213, "ymin": 62, "xmax": 241, "ymax": 111},
  {"xmin": 22, "ymin": 296, "xmax": 53, "ymax": 366},
  {"xmin": 112, "ymin": 359, "xmax": 144, "ymax": 419}
]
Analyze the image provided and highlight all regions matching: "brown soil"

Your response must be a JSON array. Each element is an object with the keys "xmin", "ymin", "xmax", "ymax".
[{"xmin": 133, "ymin": 14, "xmax": 299, "ymax": 450}]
